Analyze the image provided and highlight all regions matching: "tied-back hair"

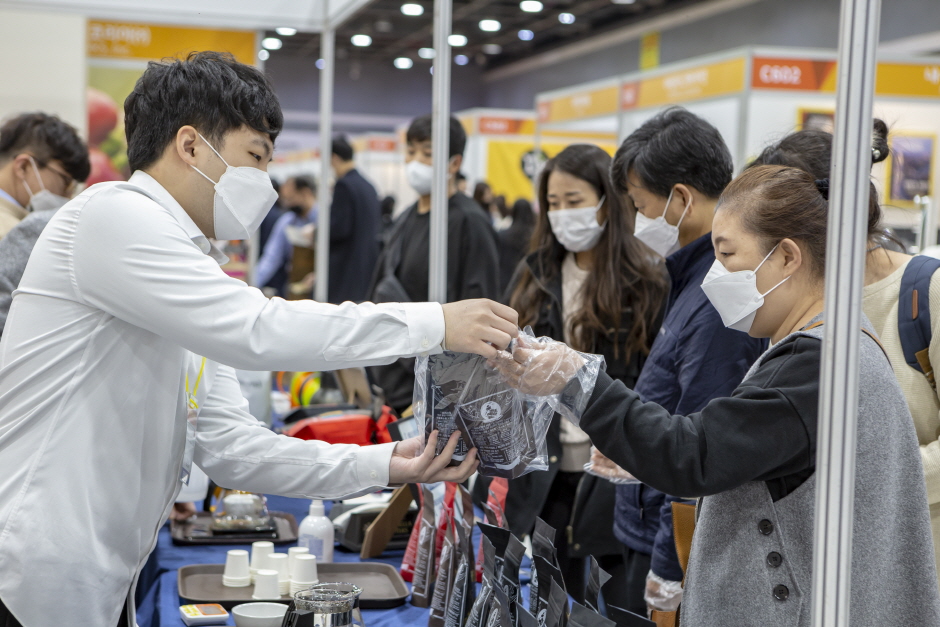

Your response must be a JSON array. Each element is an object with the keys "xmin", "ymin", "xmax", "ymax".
[
  {"xmin": 747, "ymin": 119, "xmax": 890, "ymax": 243},
  {"xmin": 509, "ymin": 144, "xmax": 668, "ymax": 357},
  {"xmin": 720, "ymin": 165, "xmax": 830, "ymax": 279}
]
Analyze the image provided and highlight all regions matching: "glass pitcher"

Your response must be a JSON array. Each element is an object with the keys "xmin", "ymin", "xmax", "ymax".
[{"xmin": 287, "ymin": 583, "xmax": 365, "ymax": 627}]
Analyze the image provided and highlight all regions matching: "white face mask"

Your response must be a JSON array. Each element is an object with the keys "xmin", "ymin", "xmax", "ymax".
[
  {"xmin": 406, "ymin": 160, "xmax": 434, "ymax": 196},
  {"xmin": 190, "ymin": 133, "xmax": 278, "ymax": 241},
  {"xmin": 22, "ymin": 157, "xmax": 71, "ymax": 213},
  {"xmin": 700, "ymin": 244, "xmax": 790, "ymax": 333},
  {"xmin": 633, "ymin": 188, "xmax": 691, "ymax": 258},
  {"xmin": 547, "ymin": 196, "xmax": 607, "ymax": 253}
]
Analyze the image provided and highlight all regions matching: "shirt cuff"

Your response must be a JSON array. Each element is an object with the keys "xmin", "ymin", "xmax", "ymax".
[
  {"xmin": 355, "ymin": 441, "xmax": 397, "ymax": 489},
  {"xmin": 402, "ymin": 302, "xmax": 446, "ymax": 356}
]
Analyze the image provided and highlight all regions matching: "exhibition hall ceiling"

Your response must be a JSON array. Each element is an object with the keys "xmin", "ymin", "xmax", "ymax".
[{"xmin": 263, "ymin": 0, "xmax": 703, "ymax": 70}]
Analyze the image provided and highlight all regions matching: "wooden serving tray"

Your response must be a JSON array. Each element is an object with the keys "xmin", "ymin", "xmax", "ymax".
[
  {"xmin": 177, "ymin": 562, "xmax": 410, "ymax": 610},
  {"xmin": 170, "ymin": 511, "xmax": 298, "ymax": 545}
]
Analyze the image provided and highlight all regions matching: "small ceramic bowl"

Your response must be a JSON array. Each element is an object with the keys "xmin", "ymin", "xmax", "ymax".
[{"xmin": 231, "ymin": 602, "xmax": 288, "ymax": 627}]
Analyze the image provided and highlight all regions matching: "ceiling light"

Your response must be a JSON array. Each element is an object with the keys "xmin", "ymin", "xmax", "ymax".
[
  {"xmin": 351, "ymin": 34, "xmax": 372, "ymax": 47},
  {"xmin": 258, "ymin": 49, "xmax": 270, "ymax": 61},
  {"xmin": 482, "ymin": 43, "xmax": 502, "ymax": 54},
  {"xmin": 611, "ymin": 0, "xmax": 637, "ymax": 3},
  {"xmin": 261, "ymin": 37, "xmax": 283, "ymax": 50},
  {"xmin": 559, "ymin": 12, "xmax": 576, "ymax": 24},
  {"xmin": 316, "ymin": 59, "xmax": 325, "ymax": 69},
  {"xmin": 449, "ymin": 34, "xmax": 468, "ymax": 46},
  {"xmin": 275, "ymin": 27, "xmax": 297, "ymax": 36},
  {"xmin": 520, "ymin": 0, "xmax": 543, "ymax": 11},
  {"xmin": 455, "ymin": 54, "xmax": 469, "ymax": 65},
  {"xmin": 479, "ymin": 19, "xmax": 501, "ymax": 32},
  {"xmin": 518, "ymin": 29, "xmax": 534, "ymax": 41},
  {"xmin": 418, "ymin": 47, "xmax": 436, "ymax": 59},
  {"xmin": 401, "ymin": 3, "xmax": 424, "ymax": 16},
  {"xmin": 394, "ymin": 57, "xmax": 414, "ymax": 69}
]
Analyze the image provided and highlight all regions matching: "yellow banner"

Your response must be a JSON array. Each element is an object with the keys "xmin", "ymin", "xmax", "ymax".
[
  {"xmin": 87, "ymin": 20, "xmax": 256, "ymax": 65},
  {"xmin": 485, "ymin": 140, "xmax": 616, "ymax": 203},
  {"xmin": 640, "ymin": 32, "xmax": 660, "ymax": 71},
  {"xmin": 637, "ymin": 57, "xmax": 746, "ymax": 108},
  {"xmin": 539, "ymin": 85, "xmax": 620, "ymax": 124},
  {"xmin": 877, "ymin": 62, "xmax": 940, "ymax": 98}
]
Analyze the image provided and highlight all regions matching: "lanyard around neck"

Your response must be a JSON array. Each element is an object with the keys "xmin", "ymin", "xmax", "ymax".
[{"xmin": 186, "ymin": 357, "xmax": 207, "ymax": 410}]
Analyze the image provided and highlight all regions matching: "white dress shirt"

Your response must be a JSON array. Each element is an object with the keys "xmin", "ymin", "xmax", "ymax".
[{"xmin": 0, "ymin": 171, "xmax": 445, "ymax": 627}]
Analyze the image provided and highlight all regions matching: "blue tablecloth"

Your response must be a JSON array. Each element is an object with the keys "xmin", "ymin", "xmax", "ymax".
[{"xmin": 136, "ymin": 495, "xmax": 432, "ymax": 627}]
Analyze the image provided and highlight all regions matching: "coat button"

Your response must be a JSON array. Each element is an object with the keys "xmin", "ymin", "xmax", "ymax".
[
  {"xmin": 573, "ymin": 543, "xmax": 581, "ymax": 551},
  {"xmin": 549, "ymin": 456, "xmax": 559, "ymax": 464},
  {"xmin": 767, "ymin": 552, "xmax": 783, "ymax": 568},
  {"xmin": 773, "ymin": 584, "xmax": 790, "ymax": 601},
  {"xmin": 758, "ymin": 519, "xmax": 774, "ymax": 535}
]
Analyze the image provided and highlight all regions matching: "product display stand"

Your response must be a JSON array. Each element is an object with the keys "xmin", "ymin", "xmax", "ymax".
[{"xmin": 359, "ymin": 485, "xmax": 415, "ymax": 559}]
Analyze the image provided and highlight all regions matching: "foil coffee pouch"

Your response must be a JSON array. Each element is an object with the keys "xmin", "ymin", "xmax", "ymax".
[
  {"xmin": 585, "ymin": 556, "xmax": 612, "ymax": 613},
  {"xmin": 568, "ymin": 602, "xmax": 615, "ymax": 627},
  {"xmin": 478, "ymin": 523, "xmax": 511, "ymax": 582},
  {"xmin": 467, "ymin": 535, "xmax": 497, "ymax": 627},
  {"xmin": 485, "ymin": 583, "xmax": 514, "ymax": 627},
  {"xmin": 412, "ymin": 485, "xmax": 438, "ymax": 608},
  {"xmin": 529, "ymin": 518, "xmax": 558, "ymax": 614},
  {"xmin": 535, "ymin": 556, "xmax": 566, "ymax": 624},
  {"xmin": 402, "ymin": 483, "xmax": 431, "ymax": 582},
  {"xmin": 419, "ymin": 352, "xmax": 474, "ymax": 464},
  {"xmin": 445, "ymin": 522, "xmax": 474, "ymax": 627},
  {"xmin": 517, "ymin": 607, "xmax": 539, "ymax": 627},
  {"xmin": 429, "ymin": 522, "xmax": 456, "ymax": 627},
  {"xmin": 605, "ymin": 605, "xmax": 656, "ymax": 627},
  {"xmin": 435, "ymin": 482, "xmax": 458, "ymax": 569},
  {"xmin": 499, "ymin": 533, "xmax": 526, "ymax": 626},
  {"xmin": 546, "ymin": 578, "xmax": 569, "ymax": 627}
]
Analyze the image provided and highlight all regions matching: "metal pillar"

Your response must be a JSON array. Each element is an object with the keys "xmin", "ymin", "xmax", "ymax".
[
  {"xmin": 314, "ymin": 0, "xmax": 334, "ymax": 303},
  {"xmin": 428, "ymin": 0, "xmax": 453, "ymax": 304},
  {"xmin": 811, "ymin": 0, "xmax": 881, "ymax": 625}
]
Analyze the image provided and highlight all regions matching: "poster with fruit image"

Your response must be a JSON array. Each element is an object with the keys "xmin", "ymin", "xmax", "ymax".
[{"xmin": 86, "ymin": 20, "xmax": 257, "ymax": 185}]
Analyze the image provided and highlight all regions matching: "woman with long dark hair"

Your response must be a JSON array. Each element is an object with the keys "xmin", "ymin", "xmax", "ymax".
[{"xmin": 503, "ymin": 144, "xmax": 668, "ymax": 605}]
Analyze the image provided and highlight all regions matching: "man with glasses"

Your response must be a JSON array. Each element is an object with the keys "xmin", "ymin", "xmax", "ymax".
[
  {"xmin": 0, "ymin": 112, "xmax": 89, "ymax": 239},
  {"xmin": 0, "ymin": 113, "xmax": 90, "ymax": 336}
]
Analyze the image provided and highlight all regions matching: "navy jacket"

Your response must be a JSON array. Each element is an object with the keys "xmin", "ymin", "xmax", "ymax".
[
  {"xmin": 615, "ymin": 233, "xmax": 765, "ymax": 581},
  {"xmin": 328, "ymin": 169, "xmax": 381, "ymax": 304}
]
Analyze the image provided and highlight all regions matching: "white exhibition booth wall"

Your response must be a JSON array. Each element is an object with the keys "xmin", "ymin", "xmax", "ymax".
[{"xmin": 536, "ymin": 46, "xmax": 940, "ymax": 245}]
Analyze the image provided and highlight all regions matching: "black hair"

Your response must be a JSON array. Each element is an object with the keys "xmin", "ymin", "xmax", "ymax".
[
  {"xmin": 0, "ymin": 112, "xmax": 90, "ymax": 182},
  {"xmin": 331, "ymin": 135, "xmax": 354, "ymax": 161},
  {"xmin": 611, "ymin": 106, "xmax": 733, "ymax": 199},
  {"xmin": 456, "ymin": 171, "xmax": 467, "ymax": 182},
  {"xmin": 289, "ymin": 175, "xmax": 318, "ymax": 196},
  {"xmin": 748, "ymin": 119, "xmax": 890, "ymax": 241},
  {"xmin": 406, "ymin": 114, "xmax": 466, "ymax": 158},
  {"xmin": 124, "ymin": 51, "xmax": 283, "ymax": 172}
]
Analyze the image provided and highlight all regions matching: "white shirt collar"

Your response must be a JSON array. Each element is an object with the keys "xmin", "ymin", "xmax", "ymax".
[
  {"xmin": 0, "ymin": 188, "xmax": 22, "ymax": 209},
  {"xmin": 127, "ymin": 171, "xmax": 228, "ymax": 264}
]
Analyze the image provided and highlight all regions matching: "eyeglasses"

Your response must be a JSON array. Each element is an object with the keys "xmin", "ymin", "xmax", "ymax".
[{"xmin": 31, "ymin": 157, "xmax": 77, "ymax": 196}]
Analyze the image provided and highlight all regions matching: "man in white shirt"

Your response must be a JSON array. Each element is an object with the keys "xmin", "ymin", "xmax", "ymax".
[{"xmin": 0, "ymin": 51, "xmax": 518, "ymax": 627}]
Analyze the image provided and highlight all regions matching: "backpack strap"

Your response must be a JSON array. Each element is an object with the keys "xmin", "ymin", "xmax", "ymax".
[
  {"xmin": 800, "ymin": 320, "xmax": 891, "ymax": 366},
  {"xmin": 898, "ymin": 256, "xmax": 940, "ymax": 390}
]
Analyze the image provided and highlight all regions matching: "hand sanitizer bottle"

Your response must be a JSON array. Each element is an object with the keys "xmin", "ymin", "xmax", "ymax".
[{"xmin": 297, "ymin": 500, "xmax": 334, "ymax": 563}]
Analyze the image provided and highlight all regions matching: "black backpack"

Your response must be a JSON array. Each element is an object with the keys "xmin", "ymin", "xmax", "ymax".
[{"xmin": 898, "ymin": 255, "xmax": 940, "ymax": 390}]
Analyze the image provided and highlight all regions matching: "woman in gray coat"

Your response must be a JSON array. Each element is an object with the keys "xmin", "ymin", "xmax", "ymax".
[{"xmin": 494, "ymin": 164, "xmax": 940, "ymax": 626}]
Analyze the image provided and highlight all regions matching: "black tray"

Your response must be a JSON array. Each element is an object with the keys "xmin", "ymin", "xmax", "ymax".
[
  {"xmin": 171, "ymin": 511, "xmax": 298, "ymax": 545},
  {"xmin": 177, "ymin": 562, "xmax": 410, "ymax": 610}
]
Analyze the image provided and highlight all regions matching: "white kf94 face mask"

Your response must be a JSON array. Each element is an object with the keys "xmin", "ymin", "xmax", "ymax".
[
  {"xmin": 190, "ymin": 133, "xmax": 278, "ymax": 241},
  {"xmin": 23, "ymin": 156, "xmax": 71, "ymax": 213},
  {"xmin": 700, "ymin": 244, "xmax": 790, "ymax": 333},
  {"xmin": 547, "ymin": 196, "xmax": 607, "ymax": 253},
  {"xmin": 633, "ymin": 188, "xmax": 691, "ymax": 258}
]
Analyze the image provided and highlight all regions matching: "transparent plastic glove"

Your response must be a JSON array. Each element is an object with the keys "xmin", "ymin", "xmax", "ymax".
[
  {"xmin": 584, "ymin": 446, "xmax": 639, "ymax": 485},
  {"xmin": 645, "ymin": 570, "xmax": 683, "ymax": 613},
  {"xmin": 489, "ymin": 335, "xmax": 585, "ymax": 397}
]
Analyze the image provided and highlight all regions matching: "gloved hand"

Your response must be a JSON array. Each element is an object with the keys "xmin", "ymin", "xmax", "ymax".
[
  {"xmin": 584, "ymin": 446, "xmax": 638, "ymax": 484},
  {"xmin": 645, "ymin": 570, "xmax": 683, "ymax": 613},
  {"xmin": 489, "ymin": 334, "xmax": 585, "ymax": 397}
]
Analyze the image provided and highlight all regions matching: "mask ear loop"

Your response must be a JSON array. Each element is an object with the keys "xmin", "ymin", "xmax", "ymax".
[
  {"xmin": 662, "ymin": 187, "xmax": 692, "ymax": 228},
  {"xmin": 21, "ymin": 156, "xmax": 49, "ymax": 200},
  {"xmin": 753, "ymin": 243, "xmax": 790, "ymax": 297},
  {"xmin": 190, "ymin": 133, "xmax": 230, "ymax": 186}
]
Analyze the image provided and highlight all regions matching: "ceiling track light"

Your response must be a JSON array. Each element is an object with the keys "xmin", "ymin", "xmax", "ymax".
[{"xmin": 401, "ymin": 3, "xmax": 424, "ymax": 16}]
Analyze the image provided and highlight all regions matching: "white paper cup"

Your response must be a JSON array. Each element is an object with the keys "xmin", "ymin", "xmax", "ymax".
[
  {"xmin": 266, "ymin": 553, "xmax": 289, "ymax": 582},
  {"xmin": 290, "ymin": 581, "xmax": 319, "ymax": 596},
  {"xmin": 251, "ymin": 569, "xmax": 281, "ymax": 600},
  {"xmin": 290, "ymin": 553, "xmax": 318, "ymax": 585},
  {"xmin": 222, "ymin": 549, "xmax": 251, "ymax": 587},
  {"xmin": 287, "ymin": 547, "xmax": 309, "ymax": 579},
  {"xmin": 250, "ymin": 541, "xmax": 275, "ymax": 582}
]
